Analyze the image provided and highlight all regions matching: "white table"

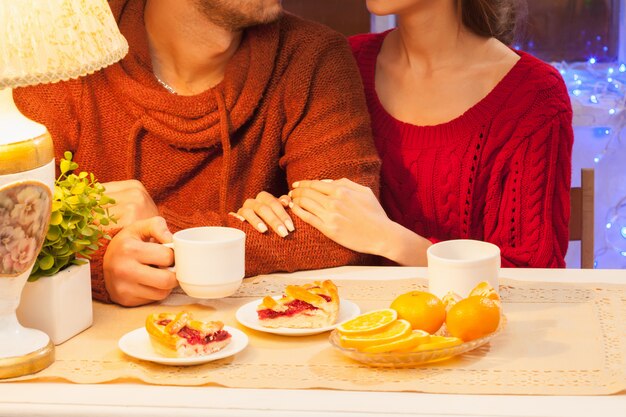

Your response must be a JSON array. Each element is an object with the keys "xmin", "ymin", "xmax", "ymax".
[{"xmin": 1, "ymin": 266, "xmax": 624, "ymax": 417}]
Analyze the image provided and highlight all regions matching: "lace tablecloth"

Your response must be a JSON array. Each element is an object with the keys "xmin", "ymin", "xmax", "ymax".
[{"xmin": 7, "ymin": 275, "xmax": 626, "ymax": 395}]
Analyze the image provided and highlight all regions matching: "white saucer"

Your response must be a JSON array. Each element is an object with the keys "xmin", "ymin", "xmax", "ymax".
[
  {"xmin": 118, "ymin": 325, "xmax": 248, "ymax": 366},
  {"xmin": 235, "ymin": 298, "xmax": 361, "ymax": 336}
]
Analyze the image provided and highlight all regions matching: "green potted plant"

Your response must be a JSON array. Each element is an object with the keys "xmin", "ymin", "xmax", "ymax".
[{"xmin": 17, "ymin": 152, "xmax": 116, "ymax": 344}]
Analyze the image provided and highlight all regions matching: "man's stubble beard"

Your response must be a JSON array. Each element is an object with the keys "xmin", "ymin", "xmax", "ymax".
[{"xmin": 194, "ymin": 0, "xmax": 283, "ymax": 31}]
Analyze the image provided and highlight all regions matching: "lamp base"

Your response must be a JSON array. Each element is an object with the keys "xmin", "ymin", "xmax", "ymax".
[
  {"xmin": 0, "ymin": 272, "xmax": 55, "ymax": 380},
  {"xmin": 0, "ymin": 336, "xmax": 54, "ymax": 379}
]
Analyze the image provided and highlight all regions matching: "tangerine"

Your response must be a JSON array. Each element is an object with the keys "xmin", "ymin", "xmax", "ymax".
[
  {"xmin": 390, "ymin": 291, "xmax": 446, "ymax": 334},
  {"xmin": 445, "ymin": 295, "xmax": 501, "ymax": 342}
]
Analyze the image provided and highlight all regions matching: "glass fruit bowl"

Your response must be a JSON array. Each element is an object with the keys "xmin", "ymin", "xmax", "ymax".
[{"xmin": 329, "ymin": 316, "xmax": 506, "ymax": 368}]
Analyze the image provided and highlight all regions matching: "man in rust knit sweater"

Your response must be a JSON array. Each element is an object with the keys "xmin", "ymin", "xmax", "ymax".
[{"xmin": 15, "ymin": 0, "xmax": 380, "ymax": 306}]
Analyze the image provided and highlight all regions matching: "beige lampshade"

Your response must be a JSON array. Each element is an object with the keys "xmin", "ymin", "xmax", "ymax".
[{"xmin": 0, "ymin": 0, "xmax": 128, "ymax": 89}]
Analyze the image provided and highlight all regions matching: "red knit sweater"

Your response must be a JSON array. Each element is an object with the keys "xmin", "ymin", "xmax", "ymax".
[
  {"xmin": 14, "ymin": 0, "xmax": 381, "ymax": 302},
  {"xmin": 350, "ymin": 32, "xmax": 573, "ymax": 268}
]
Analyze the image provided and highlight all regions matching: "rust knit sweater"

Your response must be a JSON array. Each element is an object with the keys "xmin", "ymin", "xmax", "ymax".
[{"xmin": 15, "ymin": 0, "xmax": 381, "ymax": 302}]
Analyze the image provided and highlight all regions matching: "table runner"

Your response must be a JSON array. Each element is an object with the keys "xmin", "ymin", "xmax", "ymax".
[{"xmin": 6, "ymin": 275, "xmax": 626, "ymax": 395}]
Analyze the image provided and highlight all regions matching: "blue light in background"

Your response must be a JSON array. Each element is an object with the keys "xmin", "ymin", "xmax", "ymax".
[{"xmin": 592, "ymin": 127, "xmax": 611, "ymax": 137}]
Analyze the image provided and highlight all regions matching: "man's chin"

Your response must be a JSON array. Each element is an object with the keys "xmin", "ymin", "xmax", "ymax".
[{"xmin": 256, "ymin": 6, "xmax": 284, "ymax": 26}]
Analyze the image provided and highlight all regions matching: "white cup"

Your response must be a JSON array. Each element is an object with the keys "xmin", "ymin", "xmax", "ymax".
[
  {"xmin": 164, "ymin": 227, "xmax": 245, "ymax": 299},
  {"xmin": 426, "ymin": 239, "xmax": 500, "ymax": 300}
]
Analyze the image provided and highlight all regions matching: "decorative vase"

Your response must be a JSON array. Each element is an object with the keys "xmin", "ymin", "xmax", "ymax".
[
  {"xmin": 0, "ymin": 181, "xmax": 54, "ymax": 379},
  {"xmin": 17, "ymin": 261, "xmax": 93, "ymax": 345}
]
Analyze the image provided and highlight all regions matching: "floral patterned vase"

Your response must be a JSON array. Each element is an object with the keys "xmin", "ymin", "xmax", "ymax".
[{"xmin": 0, "ymin": 180, "xmax": 54, "ymax": 379}]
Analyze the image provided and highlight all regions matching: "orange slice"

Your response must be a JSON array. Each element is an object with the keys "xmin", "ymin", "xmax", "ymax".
[
  {"xmin": 362, "ymin": 329, "xmax": 431, "ymax": 353},
  {"xmin": 411, "ymin": 335, "xmax": 463, "ymax": 352},
  {"xmin": 337, "ymin": 308, "xmax": 398, "ymax": 334},
  {"xmin": 469, "ymin": 281, "xmax": 501, "ymax": 305},
  {"xmin": 442, "ymin": 291, "xmax": 461, "ymax": 310},
  {"xmin": 339, "ymin": 319, "xmax": 412, "ymax": 350}
]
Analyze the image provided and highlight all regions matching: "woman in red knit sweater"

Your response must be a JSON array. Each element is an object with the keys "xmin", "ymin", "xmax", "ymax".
[{"xmin": 251, "ymin": 0, "xmax": 573, "ymax": 268}]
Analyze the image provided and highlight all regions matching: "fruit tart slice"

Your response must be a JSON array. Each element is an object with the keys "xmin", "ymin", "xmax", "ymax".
[
  {"xmin": 256, "ymin": 280, "xmax": 340, "ymax": 328},
  {"xmin": 146, "ymin": 311, "xmax": 231, "ymax": 357}
]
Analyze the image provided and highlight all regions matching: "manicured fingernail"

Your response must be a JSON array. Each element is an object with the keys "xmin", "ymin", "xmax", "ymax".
[
  {"xmin": 321, "ymin": 179, "xmax": 334, "ymax": 183},
  {"xmin": 279, "ymin": 198, "xmax": 289, "ymax": 206},
  {"xmin": 288, "ymin": 202, "xmax": 294, "ymax": 208},
  {"xmin": 277, "ymin": 225, "xmax": 288, "ymax": 237},
  {"xmin": 229, "ymin": 212, "xmax": 245, "ymax": 222},
  {"xmin": 292, "ymin": 181, "xmax": 300, "ymax": 188},
  {"xmin": 258, "ymin": 222, "xmax": 268, "ymax": 233},
  {"xmin": 285, "ymin": 219, "xmax": 295, "ymax": 232},
  {"xmin": 288, "ymin": 191, "xmax": 293, "ymax": 198}
]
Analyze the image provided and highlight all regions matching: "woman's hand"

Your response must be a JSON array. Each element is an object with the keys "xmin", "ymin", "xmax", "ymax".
[
  {"xmin": 229, "ymin": 191, "xmax": 294, "ymax": 237},
  {"xmin": 288, "ymin": 178, "xmax": 393, "ymax": 255}
]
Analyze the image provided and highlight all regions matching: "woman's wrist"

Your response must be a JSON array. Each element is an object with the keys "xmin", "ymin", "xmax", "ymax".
[{"xmin": 379, "ymin": 220, "xmax": 431, "ymax": 266}]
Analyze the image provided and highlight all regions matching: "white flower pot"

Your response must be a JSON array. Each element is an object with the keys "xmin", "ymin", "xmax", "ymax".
[{"xmin": 16, "ymin": 261, "xmax": 93, "ymax": 345}]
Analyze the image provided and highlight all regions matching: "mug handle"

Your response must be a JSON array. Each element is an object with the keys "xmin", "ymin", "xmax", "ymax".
[{"xmin": 162, "ymin": 242, "xmax": 176, "ymax": 272}]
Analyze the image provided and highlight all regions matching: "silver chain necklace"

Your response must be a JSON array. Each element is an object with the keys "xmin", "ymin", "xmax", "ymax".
[{"xmin": 155, "ymin": 75, "xmax": 177, "ymax": 95}]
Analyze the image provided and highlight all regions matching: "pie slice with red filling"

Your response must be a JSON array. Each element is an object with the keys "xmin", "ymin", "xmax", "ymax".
[
  {"xmin": 146, "ymin": 311, "xmax": 231, "ymax": 357},
  {"xmin": 256, "ymin": 280, "xmax": 340, "ymax": 328}
]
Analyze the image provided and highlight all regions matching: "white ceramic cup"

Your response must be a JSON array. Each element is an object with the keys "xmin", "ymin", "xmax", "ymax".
[
  {"xmin": 426, "ymin": 239, "xmax": 500, "ymax": 300},
  {"xmin": 164, "ymin": 227, "xmax": 245, "ymax": 299}
]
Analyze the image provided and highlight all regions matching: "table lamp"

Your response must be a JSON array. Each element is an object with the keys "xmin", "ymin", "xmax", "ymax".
[{"xmin": 0, "ymin": 0, "xmax": 128, "ymax": 379}]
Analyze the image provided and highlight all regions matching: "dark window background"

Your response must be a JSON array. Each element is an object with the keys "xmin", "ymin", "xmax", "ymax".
[
  {"xmin": 283, "ymin": 0, "xmax": 620, "ymax": 63},
  {"xmin": 282, "ymin": 0, "xmax": 370, "ymax": 36},
  {"xmin": 520, "ymin": 0, "xmax": 619, "ymax": 62}
]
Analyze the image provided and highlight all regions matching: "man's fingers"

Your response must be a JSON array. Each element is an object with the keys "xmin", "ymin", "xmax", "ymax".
[
  {"xmin": 135, "ymin": 241, "xmax": 175, "ymax": 268},
  {"xmin": 102, "ymin": 179, "xmax": 145, "ymax": 193},
  {"xmin": 136, "ymin": 284, "xmax": 174, "ymax": 301},
  {"xmin": 130, "ymin": 216, "xmax": 173, "ymax": 243},
  {"xmin": 136, "ymin": 265, "xmax": 178, "ymax": 291},
  {"xmin": 115, "ymin": 284, "xmax": 173, "ymax": 307},
  {"xmin": 104, "ymin": 259, "xmax": 177, "ymax": 306}
]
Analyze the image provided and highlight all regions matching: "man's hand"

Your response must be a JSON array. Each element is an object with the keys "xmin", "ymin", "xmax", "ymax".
[
  {"xmin": 103, "ymin": 216, "xmax": 177, "ymax": 306},
  {"xmin": 102, "ymin": 180, "xmax": 159, "ymax": 230}
]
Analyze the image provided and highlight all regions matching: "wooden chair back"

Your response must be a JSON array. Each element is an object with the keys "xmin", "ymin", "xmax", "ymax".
[{"xmin": 569, "ymin": 168, "xmax": 595, "ymax": 268}]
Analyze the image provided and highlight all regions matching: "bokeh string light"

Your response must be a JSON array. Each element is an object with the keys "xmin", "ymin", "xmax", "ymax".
[{"xmin": 552, "ymin": 59, "xmax": 626, "ymax": 268}]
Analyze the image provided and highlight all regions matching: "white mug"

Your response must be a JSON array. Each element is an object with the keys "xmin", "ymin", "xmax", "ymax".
[
  {"xmin": 426, "ymin": 239, "xmax": 500, "ymax": 300},
  {"xmin": 164, "ymin": 227, "xmax": 245, "ymax": 299}
]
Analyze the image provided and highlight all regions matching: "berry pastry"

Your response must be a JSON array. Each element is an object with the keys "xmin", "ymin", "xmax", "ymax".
[
  {"xmin": 145, "ymin": 311, "xmax": 231, "ymax": 357},
  {"xmin": 256, "ymin": 280, "xmax": 340, "ymax": 328}
]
